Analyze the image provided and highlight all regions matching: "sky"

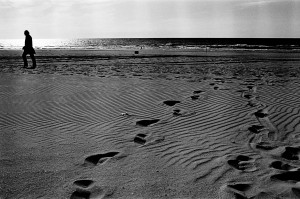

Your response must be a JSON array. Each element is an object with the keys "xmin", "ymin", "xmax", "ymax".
[{"xmin": 0, "ymin": 0, "xmax": 299, "ymax": 39}]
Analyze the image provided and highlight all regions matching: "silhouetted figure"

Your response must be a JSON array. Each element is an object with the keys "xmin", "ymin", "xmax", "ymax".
[{"xmin": 22, "ymin": 30, "xmax": 36, "ymax": 69}]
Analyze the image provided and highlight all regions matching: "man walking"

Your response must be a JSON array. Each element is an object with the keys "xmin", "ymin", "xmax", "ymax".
[{"xmin": 22, "ymin": 30, "xmax": 36, "ymax": 69}]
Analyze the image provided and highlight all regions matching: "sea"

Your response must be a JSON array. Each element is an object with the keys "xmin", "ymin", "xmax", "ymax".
[{"xmin": 0, "ymin": 38, "xmax": 299, "ymax": 50}]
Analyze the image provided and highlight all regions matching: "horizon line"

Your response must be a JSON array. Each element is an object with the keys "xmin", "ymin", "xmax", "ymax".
[{"xmin": 2, "ymin": 37, "xmax": 300, "ymax": 40}]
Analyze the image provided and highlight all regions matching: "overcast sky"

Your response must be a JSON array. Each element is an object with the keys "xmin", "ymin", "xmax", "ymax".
[{"xmin": 0, "ymin": 0, "xmax": 299, "ymax": 39}]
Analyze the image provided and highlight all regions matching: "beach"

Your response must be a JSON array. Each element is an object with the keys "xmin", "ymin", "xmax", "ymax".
[{"xmin": 1, "ymin": 49, "xmax": 300, "ymax": 199}]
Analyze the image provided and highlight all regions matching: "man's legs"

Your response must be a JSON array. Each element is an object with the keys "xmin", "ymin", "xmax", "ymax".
[
  {"xmin": 22, "ymin": 52, "xmax": 28, "ymax": 68},
  {"xmin": 30, "ymin": 54, "xmax": 36, "ymax": 68}
]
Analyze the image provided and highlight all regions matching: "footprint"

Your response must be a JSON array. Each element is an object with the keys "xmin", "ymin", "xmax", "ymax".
[
  {"xmin": 191, "ymin": 95, "xmax": 200, "ymax": 100},
  {"xmin": 242, "ymin": 93, "xmax": 253, "ymax": 99},
  {"xmin": 247, "ymin": 85, "xmax": 254, "ymax": 90},
  {"xmin": 248, "ymin": 125, "xmax": 265, "ymax": 134},
  {"xmin": 133, "ymin": 133, "xmax": 147, "ymax": 145},
  {"xmin": 173, "ymin": 109, "xmax": 181, "ymax": 116},
  {"xmin": 73, "ymin": 180, "xmax": 94, "ymax": 189},
  {"xmin": 219, "ymin": 183, "xmax": 250, "ymax": 199},
  {"xmin": 136, "ymin": 133, "xmax": 146, "ymax": 138},
  {"xmin": 214, "ymin": 77, "xmax": 224, "ymax": 81},
  {"xmin": 282, "ymin": 147, "xmax": 300, "ymax": 160},
  {"xmin": 70, "ymin": 189, "xmax": 91, "ymax": 199},
  {"xmin": 255, "ymin": 142, "xmax": 278, "ymax": 150},
  {"xmin": 227, "ymin": 155, "xmax": 257, "ymax": 172},
  {"xmin": 163, "ymin": 100, "xmax": 180, "ymax": 106},
  {"xmin": 236, "ymin": 89, "xmax": 248, "ymax": 93},
  {"xmin": 246, "ymin": 100, "xmax": 261, "ymax": 107},
  {"xmin": 227, "ymin": 182, "xmax": 252, "ymax": 192},
  {"xmin": 172, "ymin": 108, "xmax": 195, "ymax": 117},
  {"xmin": 254, "ymin": 109, "xmax": 268, "ymax": 118},
  {"xmin": 270, "ymin": 161, "xmax": 295, "ymax": 171},
  {"xmin": 136, "ymin": 119, "xmax": 160, "ymax": 127},
  {"xmin": 246, "ymin": 94, "xmax": 256, "ymax": 99},
  {"xmin": 270, "ymin": 171, "xmax": 300, "ymax": 183},
  {"xmin": 253, "ymin": 109, "xmax": 278, "ymax": 141},
  {"xmin": 248, "ymin": 86, "xmax": 257, "ymax": 93},
  {"xmin": 193, "ymin": 90, "xmax": 204, "ymax": 94},
  {"xmin": 84, "ymin": 152, "xmax": 119, "ymax": 166},
  {"xmin": 70, "ymin": 186, "xmax": 112, "ymax": 199},
  {"xmin": 219, "ymin": 88, "xmax": 230, "ymax": 91}
]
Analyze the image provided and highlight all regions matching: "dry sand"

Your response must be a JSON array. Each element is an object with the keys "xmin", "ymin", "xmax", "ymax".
[{"xmin": 1, "ymin": 49, "xmax": 300, "ymax": 199}]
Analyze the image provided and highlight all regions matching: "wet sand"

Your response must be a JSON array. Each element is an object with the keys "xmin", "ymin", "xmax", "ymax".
[{"xmin": 1, "ymin": 49, "xmax": 300, "ymax": 198}]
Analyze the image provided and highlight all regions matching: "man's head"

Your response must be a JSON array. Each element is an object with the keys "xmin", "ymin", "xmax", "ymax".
[{"xmin": 24, "ymin": 30, "xmax": 29, "ymax": 36}]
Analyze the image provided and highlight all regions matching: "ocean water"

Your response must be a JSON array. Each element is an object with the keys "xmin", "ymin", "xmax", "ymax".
[{"xmin": 0, "ymin": 38, "xmax": 299, "ymax": 50}]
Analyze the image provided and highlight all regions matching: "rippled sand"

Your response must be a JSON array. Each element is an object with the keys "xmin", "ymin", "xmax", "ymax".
[{"xmin": 1, "ymin": 49, "xmax": 300, "ymax": 198}]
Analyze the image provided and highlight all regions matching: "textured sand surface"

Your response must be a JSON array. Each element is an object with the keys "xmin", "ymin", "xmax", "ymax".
[{"xmin": 1, "ymin": 49, "xmax": 300, "ymax": 198}]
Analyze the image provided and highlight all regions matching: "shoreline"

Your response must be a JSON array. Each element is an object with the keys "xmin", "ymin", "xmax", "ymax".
[{"xmin": 1, "ymin": 49, "xmax": 300, "ymax": 79}]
